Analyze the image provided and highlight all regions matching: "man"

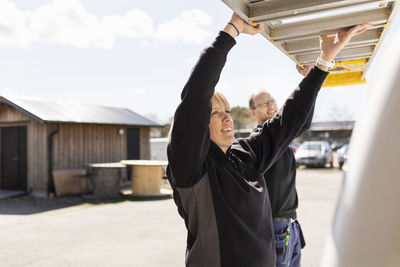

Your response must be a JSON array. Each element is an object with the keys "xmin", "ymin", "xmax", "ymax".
[{"xmin": 248, "ymin": 64, "xmax": 314, "ymax": 267}]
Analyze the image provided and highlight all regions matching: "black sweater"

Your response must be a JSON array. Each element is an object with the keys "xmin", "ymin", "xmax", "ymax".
[
  {"xmin": 253, "ymin": 105, "xmax": 315, "ymax": 220},
  {"xmin": 167, "ymin": 31, "xmax": 327, "ymax": 267}
]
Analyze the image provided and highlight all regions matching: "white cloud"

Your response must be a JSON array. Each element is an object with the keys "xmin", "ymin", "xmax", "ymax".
[
  {"xmin": 102, "ymin": 9, "xmax": 155, "ymax": 39},
  {"xmin": 0, "ymin": 0, "xmax": 31, "ymax": 48},
  {"xmin": 0, "ymin": 0, "xmax": 211, "ymax": 49},
  {"xmin": 156, "ymin": 10, "xmax": 211, "ymax": 44},
  {"xmin": 29, "ymin": 0, "xmax": 113, "ymax": 48}
]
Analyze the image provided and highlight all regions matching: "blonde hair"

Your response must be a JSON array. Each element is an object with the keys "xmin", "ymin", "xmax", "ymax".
[
  {"xmin": 169, "ymin": 92, "xmax": 229, "ymax": 142},
  {"xmin": 212, "ymin": 92, "xmax": 230, "ymax": 110}
]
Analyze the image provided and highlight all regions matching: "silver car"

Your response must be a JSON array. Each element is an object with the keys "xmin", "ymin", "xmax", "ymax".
[{"xmin": 295, "ymin": 141, "xmax": 333, "ymax": 168}]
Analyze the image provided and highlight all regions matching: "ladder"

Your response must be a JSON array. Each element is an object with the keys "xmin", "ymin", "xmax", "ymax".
[{"xmin": 221, "ymin": 0, "xmax": 400, "ymax": 87}]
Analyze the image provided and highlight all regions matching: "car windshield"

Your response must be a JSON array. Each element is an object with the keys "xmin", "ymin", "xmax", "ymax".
[{"xmin": 299, "ymin": 143, "xmax": 322, "ymax": 151}]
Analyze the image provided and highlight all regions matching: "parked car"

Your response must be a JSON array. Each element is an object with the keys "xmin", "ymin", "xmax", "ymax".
[
  {"xmin": 337, "ymin": 144, "xmax": 349, "ymax": 169},
  {"xmin": 295, "ymin": 141, "xmax": 333, "ymax": 168}
]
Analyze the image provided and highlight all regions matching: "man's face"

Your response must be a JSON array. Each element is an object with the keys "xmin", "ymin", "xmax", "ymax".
[
  {"xmin": 209, "ymin": 98, "xmax": 235, "ymax": 153},
  {"xmin": 251, "ymin": 92, "xmax": 278, "ymax": 125}
]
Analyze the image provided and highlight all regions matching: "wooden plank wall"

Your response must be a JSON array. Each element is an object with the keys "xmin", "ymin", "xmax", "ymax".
[
  {"xmin": 0, "ymin": 104, "xmax": 31, "ymax": 122},
  {"xmin": 50, "ymin": 124, "xmax": 151, "ymax": 170},
  {"xmin": 29, "ymin": 122, "xmax": 47, "ymax": 193},
  {"xmin": 139, "ymin": 126, "xmax": 150, "ymax": 159}
]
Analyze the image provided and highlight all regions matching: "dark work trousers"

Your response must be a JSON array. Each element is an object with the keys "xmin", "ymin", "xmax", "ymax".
[{"xmin": 273, "ymin": 220, "xmax": 306, "ymax": 267}]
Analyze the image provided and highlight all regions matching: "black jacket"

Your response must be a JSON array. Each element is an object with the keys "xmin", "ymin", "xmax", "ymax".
[
  {"xmin": 253, "ymin": 105, "xmax": 314, "ymax": 219},
  {"xmin": 167, "ymin": 31, "xmax": 328, "ymax": 267}
]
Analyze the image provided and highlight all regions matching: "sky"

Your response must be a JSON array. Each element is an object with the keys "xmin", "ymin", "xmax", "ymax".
[{"xmin": 0, "ymin": 0, "xmax": 399, "ymax": 124}]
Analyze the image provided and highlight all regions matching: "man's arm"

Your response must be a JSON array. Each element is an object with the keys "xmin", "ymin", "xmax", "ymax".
[
  {"xmin": 241, "ymin": 66, "xmax": 328, "ymax": 173},
  {"xmin": 240, "ymin": 23, "xmax": 372, "ymax": 173},
  {"xmin": 296, "ymin": 64, "xmax": 315, "ymax": 137},
  {"xmin": 297, "ymin": 103, "xmax": 315, "ymax": 137}
]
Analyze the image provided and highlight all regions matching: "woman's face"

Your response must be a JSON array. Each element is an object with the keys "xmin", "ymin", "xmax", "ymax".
[{"xmin": 209, "ymin": 98, "xmax": 235, "ymax": 153}]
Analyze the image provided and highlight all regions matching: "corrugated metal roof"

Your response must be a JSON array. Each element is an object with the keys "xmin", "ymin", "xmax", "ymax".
[
  {"xmin": 234, "ymin": 121, "xmax": 355, "ymax": 137},
  {"xmin": 310, "ymin": 121, "xmax": 355, "ymax": 131},
  {"xmin": 0, "ymin": 96, "xmax": 160, "ymax": 127}
]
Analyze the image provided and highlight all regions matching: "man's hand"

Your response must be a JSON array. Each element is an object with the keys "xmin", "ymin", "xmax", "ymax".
[
  {"xmin": 319, "ymin": 23, "xmax": 372, "ymax": 63},
  {"xmin": 296, "ymin": 64, "xmax": 314, "ymax": 77},
  {"xmin": 224, "ymin": 13, "xmax": 263, "ymax": 38}
]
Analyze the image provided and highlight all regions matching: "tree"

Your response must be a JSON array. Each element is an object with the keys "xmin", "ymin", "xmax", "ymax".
[{"xmin": 230, "ymin": 106, "xmax": 256, "ymax": 130}]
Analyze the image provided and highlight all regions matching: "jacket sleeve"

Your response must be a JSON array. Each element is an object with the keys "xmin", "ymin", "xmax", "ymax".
[
  {"xmin": 239, "ymin": 67, "xmax": 328, "ymax": 173},
  {"xmin": 296, "ymin": 101, "xmax": 315, "ymax": 137},
  {"xmin": 167, "ymin": 32, "xmax": 236, "ymax": 188}
]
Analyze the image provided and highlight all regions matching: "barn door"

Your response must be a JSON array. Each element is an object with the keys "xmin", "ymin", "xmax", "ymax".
[
  {"xmin": 127, "ymin": 128, "xmax": 140, "ymax": 160},
  {"xmin": 126, "ymin": 128, "xmax": 140, "ymax": 180},
  {"xmin": 0, "ymin": 126, "xmax": 27, "ymax": 191}
]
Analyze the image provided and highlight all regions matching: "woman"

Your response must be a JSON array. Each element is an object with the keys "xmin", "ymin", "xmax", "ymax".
[{"xmin": 167, "ymin": 13, "xmax": 370, "ymax": 267}]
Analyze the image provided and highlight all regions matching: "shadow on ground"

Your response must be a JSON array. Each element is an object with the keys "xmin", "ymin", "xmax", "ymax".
[{"xmin": 0, "ymin": 194, "xmax": 171, "ymax": 215}]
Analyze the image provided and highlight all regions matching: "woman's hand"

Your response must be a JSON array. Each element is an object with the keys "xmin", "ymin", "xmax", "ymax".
[
  {"xmin": 296, "ymin": 64, "xmax": 314, "ymax": 77},
  {"xmin": 224, "ymin": 13, "xmax": 263, "ymax": 38}
]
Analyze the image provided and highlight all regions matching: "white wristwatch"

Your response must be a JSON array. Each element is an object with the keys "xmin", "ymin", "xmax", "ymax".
[{"xmin": 316, "ymin": 57, "xmax": 335, "ymax": 69}]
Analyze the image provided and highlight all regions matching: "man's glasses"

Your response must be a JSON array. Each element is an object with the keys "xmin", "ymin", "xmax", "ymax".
[{"xmin": 254, "ymin": 99, "xmax": 276, "ymax": 109}]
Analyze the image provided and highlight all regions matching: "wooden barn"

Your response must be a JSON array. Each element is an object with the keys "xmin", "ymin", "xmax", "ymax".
[{"xmin": 0, "ymin": 96, "xmax": 160, "ymax": 197}]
